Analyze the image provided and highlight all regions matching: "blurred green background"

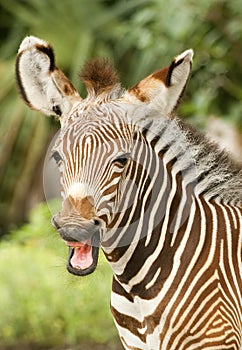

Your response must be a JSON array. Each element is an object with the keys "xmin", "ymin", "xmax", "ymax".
[{"xmin": 0, "ymin": 0, "xmax": 241, "ymax": 349}]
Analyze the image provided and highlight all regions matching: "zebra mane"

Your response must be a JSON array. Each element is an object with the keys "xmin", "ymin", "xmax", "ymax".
[
  {"xmin": 178, "ymin": 119, "xmax": 242, "ymax": 204},
  {"xmin": 79, "ymin": 58, "xmax": 121, "ymax": 97},
  {"xmin": 144, "ymin": 115, "xmax": 242, "ymax": 205}
]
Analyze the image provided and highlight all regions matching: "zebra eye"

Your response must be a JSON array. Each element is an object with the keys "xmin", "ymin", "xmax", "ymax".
[
  {"xmin": 52, "ymin": 150, "xmax": 62, "ymax": 165},
  {"xmin": 113, "ymin": 154, "xmax": 130, "ymax": 167}
]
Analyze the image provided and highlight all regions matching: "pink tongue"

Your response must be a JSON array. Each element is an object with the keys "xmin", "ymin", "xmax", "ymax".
[{"xmin": 70, "ymin": 243, "xmax": 93, "ymax": 270}]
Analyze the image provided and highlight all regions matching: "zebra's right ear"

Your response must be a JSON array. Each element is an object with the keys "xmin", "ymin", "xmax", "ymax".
[
  {"xmin": 124, "ymin": 49, "xmax": 193, "ymax": 117},
  {"xmin": 16, "ymin": 36, "xmax": 81, "ymax": 120}
]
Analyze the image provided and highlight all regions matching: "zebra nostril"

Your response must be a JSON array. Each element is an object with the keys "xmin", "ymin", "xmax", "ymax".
[
  {"xmin": 93, "ymin": 219, "xmax": 100, "ymax": 226},
  {"xmin": 52, "ymin": 215, "xmax": 61, "ymax": 229}
]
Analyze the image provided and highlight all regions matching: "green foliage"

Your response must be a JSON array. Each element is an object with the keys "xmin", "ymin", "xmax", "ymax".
[
  {"xmin": 0, "ymin": 203, "xmax": 118, "ymax": 347},
  {"xmin": 107, "ymin": 0, "xmax": 242, "ymax": 128}
]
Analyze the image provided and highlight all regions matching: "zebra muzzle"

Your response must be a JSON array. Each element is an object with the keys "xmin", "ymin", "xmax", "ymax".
[{"xmin": 52, "ymin": 217, "xmax": 100, "ymax": 276}]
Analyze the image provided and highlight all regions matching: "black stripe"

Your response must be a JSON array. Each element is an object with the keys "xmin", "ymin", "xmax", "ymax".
[
  {"xmin": 15, "ymin": 52, "xmax": 31, "ymax": 106},
  {"xmin": 36, "ymin": 43, "xmax": 55, "ymax": 71}
]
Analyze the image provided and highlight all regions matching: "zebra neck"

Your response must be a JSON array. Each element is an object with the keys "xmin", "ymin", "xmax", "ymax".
[
  {"xmin": 104, "ymin": 194, "xmax": 241, "ymax": 297},
  {"xmin": 103, "ymin": 182, "xmax": 195, "ymax": 288},
  {"xmin": 102, "ymin": 122, "xmax": 196, "ymax": 282},
  {"xmin": 102, "ymin": 117, "xmax": 241, "ymax": 289}
]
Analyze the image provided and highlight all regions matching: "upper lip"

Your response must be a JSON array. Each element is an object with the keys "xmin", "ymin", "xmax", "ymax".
[
  {"xmin": 57, "ymin": 224, "xmax": 99, "ymax": 243},
  {"xmin": 65, "ymin": 241, "xmax": 91, "ymax": 248}
]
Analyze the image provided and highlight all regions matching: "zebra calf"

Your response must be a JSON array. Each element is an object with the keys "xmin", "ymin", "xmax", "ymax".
[{"xmin": 16, "ymin": 36, "xmax": 241, "ymax": 350}]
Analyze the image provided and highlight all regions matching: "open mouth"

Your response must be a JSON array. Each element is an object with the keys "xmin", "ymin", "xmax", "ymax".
[{"xmin": 65, "ymin": 232, "xmax": 100, "ymax": 276}]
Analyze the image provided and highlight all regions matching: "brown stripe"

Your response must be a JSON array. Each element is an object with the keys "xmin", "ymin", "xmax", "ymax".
[
  {"xmin": 152, "ymin": 66, "xmax": 169, "ymax": 86},
  {"xmin": 111, "ymin": 306, "xmax": 147, "ymax": 343}
]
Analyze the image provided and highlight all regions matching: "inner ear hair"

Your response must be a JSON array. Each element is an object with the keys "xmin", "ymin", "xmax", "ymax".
[
  {"xmin": 16, "ymin": 35, "xmax": 82, "ymax": 119},
  {"xmin": 35, "ymin": 43, "xmax": 56, "ymax": 71}
]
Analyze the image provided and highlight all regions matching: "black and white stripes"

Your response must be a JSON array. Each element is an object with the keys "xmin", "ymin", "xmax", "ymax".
[
  {"xmin": 16, "ymin": 36, "xmax": 241, "ymax": 349},
  {"xmin": 98, "ymin": 117, "xmax": 241, "ymax": 349},
  {"xmin": 57, "ymin": 109, "xmax": 241, "ymax": 349}
]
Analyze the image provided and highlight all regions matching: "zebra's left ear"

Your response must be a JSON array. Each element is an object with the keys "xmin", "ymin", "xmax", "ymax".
[
  {"xmin": 125, "ymin": 49, "xmax": 193, "ymax": 116},
  {"xmin": 16, "ymin": 36, "xmax": 81, "ymax": 121}
]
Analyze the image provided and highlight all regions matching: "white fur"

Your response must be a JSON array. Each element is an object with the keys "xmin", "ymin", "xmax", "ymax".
[
  {"xmin": 17, "ymin": 36, "xmax": 81, "ymax": 121},
  {"xmin": 122, "ymin": 49, "xmax": 193, "ymax": 121}
]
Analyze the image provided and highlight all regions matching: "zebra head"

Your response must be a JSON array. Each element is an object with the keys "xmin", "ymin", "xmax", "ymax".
[{"xmin": 16, "ymin": 36, "xmax": 193, "ymax": 276}]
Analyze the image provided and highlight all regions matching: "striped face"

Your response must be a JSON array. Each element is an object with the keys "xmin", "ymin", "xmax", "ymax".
[{"xmin": 51, "ymin": 111, "xmax": 134, "ymax": 275}]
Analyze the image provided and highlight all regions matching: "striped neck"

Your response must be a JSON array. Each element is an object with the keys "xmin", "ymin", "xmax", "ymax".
[{"xmin": 101, "ymin": 116, "xmax": 241, "ymax": 284}]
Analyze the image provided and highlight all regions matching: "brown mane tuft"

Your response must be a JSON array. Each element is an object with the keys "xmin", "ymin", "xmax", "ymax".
[{"xmin": 80, "ymin": 58, "xmax": 120, "ymax": 95}]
